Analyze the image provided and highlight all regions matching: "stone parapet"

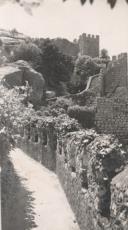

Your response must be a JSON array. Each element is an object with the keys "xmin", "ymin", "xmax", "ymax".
[{"xmin": 16, "ymin": 122, "xmax": 128, "ymax": 230}]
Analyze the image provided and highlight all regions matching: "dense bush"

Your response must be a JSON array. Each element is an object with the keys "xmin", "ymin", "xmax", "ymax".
[
  {"xmin": 50, "ymin": 97, "xmax": 73, "ymax": 110},
  {"xmin": 54, "ymin": 114, "xmax": 81, "ymax": 136},
  {"xmin": 70, "ymin": 89, "xmax": 97, "ymax": 106},
  {"xmin": 0, "ymin": 85, "xmax": 34, "ymax": 161},
  {"xmin": 0, "ymin": 85, "xmax": 35, "ymax": 133},
  {"xmin": 68, "ymin": 105, "xmax": 95, "ymax": 128},
  {"xmin": 39, "ymin": 97, "xmax": 74, "ymax": 117}
]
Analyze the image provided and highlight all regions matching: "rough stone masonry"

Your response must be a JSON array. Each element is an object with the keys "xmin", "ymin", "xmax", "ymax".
[{"xmin": 15, "ymin": 119, "xmax": 128, "ymax": 230}]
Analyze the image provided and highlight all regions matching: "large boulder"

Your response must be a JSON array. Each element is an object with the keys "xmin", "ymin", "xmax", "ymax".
[
  {"xmin": 0, "ymin": 65, "xmax": 23, "ymax": 87},
  {"xmin": 0, "ymin": 60, "xmax": 46, "ymax": 106}
]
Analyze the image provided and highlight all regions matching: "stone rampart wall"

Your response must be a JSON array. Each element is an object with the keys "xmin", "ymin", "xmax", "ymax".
[
  {"xmin": 88, "ymin": 73, "xmax": 103, "ymax": 96},
  {"xmin": 103, "ymin": 53, "xmax": 128, "ymax": 95},
  {"xmin": 56, "ymin": 131, "xmax": 100, "ymax": 230},
  {"xmin": 95, "ymin": 97, "xmax": 128, "ymax": 140},
  {"xmin": 17, "ymin": 123, "xmax": 57, "ymax": 171},
  {"xmin": 17, "ymin": 124, "xmax": 128, "ymax": 230}
]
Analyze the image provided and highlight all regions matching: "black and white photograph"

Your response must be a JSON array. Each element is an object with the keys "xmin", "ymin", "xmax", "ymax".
[{"xmin": 0, "ymin": 0, "xmax": 128, "ymax": 229}]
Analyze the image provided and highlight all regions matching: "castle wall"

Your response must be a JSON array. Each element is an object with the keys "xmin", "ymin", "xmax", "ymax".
[
  {"xmin": 17, "ymin": 124, "xmax": 56, "ymax": 171},
  {"xmin": 56, "ymin": 133, "xmax": 128, "ymax": 230},
  {"xmin": 16, "ymin": 124, "xmax": 128, "ymax": 230},
  {"xmin": 79, "ymin": 33, "xmax": 99, "ymax": 58},
  {"xmin": 56, "ymin": 153, "xmax": 96, "ymax": 230},
  {"xmin": 87, "ymin": 73, "xmax": 103, "ymax": 96},
  {"xmin": 95, "ymin": 97, "xmax": 128, "ymax": 141},
  {"xmin": 103, "ymin": 53, "xmax": 128, "ymax": 95}
]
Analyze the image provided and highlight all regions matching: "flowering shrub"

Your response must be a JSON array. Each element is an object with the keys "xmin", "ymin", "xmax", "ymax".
[
  {"xmin": 39, "ymin": 97, "xmax": 73, "ymax": 117},
  {"xmin": 0, "ymin": 84, "xmax": 35, "ymax": 133}
]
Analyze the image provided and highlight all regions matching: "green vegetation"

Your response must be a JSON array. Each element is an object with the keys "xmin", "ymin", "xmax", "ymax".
[
  {"xmin": 11, "ymin": 39, "xmax": 74, "ymax": 95},
  {"xmin": 0, "ymin": 83, "xmax": 80, "ymax": 141},
  {"xmin": 39, "ymin": 97, "xmax": 73, "ymax": 117},
  {"xmin": 68, "ymin": 105, "xmax": 95, "ymax": 128},
  {"xmin": 53, "ymin": 38, "xmax": 79, "ymax": 57},
  {"xmin": 0, "ymin": 34, "xmax": 105, "ymax": 138},
  {"xmin": 0, "ymin": 32, "xmax": 111, "ymax": 141},
  {"xmin": 8, "ymin": 33, "xmax": 110, "ymax": 96},
  {"xmin": 0, "ymin": 84, "xmax": 35, "ymax": 132},
  {"xmin": 37, "ymin": 39, "xmax": 74, "ymax": 92},
  {"xmin": 11, "ymin": 41, "xmax": 42, "ymax": 70},
  {"xmin": 68, "ymin": 55, "xmax": 101, "ymax": 93}
]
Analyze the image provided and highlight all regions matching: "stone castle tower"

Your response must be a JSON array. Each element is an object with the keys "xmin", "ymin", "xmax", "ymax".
[{"xmin": 78, "ymin": 33, "xmax": 99, "ymax": 58}]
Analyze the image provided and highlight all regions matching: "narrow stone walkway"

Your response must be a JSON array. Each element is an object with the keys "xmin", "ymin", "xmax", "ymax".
[{"xmin": 10, "ymin": 148, "xmax": 80, "ymax": 230}]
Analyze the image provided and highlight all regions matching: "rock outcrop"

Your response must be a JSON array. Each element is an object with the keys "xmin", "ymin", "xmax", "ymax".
[
  {"xmin": 111, "ymin": 165, "xmax": 128, "ymax": 229},
  {"xmin": 0, "ymin": 60, "xmax": 46, "ymax": 106}
]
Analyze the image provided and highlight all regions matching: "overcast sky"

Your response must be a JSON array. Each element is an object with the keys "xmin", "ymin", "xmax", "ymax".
[{"xmin": 0, "ymin": 0, "xmax": 128, "ymax": 56}]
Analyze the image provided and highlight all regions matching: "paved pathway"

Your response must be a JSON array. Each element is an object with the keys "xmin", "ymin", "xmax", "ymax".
[{"xmin": 10, "ymin": 148, "xmax": 80, "ymax": 230}]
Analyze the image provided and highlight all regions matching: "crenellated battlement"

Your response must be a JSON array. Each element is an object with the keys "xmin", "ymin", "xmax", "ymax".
[
  {"xmin": 112, "ymin": 52, "xmax": 127, "ymax": 62},
  {"xmin": 103, "ymin": 52, "xmax": 128, "ymax": 95},
  {"xmin": 79, "ymin": 33, "xmax": 99, "ymax": 40}
]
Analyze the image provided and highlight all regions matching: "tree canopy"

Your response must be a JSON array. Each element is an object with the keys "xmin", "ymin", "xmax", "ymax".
[
  {"xmin": 11, "ymin": 41, "xmax": 42, "ymax": 70},
  {"xmin": 11, "ymin": 38, "xmax": 74, "ymax": 95},
  {"xmin": 36, "ymin": 39, "xmax": 74, "ymax": 87},
  {"xmin": 100, "ymin": 49, "xmax": 109, "ymax": 59}
]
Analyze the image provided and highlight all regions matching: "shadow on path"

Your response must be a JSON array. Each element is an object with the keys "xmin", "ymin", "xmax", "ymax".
[{"xmin": 1, "ymin": 158, "xmax": 37, "ymax": 230}]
